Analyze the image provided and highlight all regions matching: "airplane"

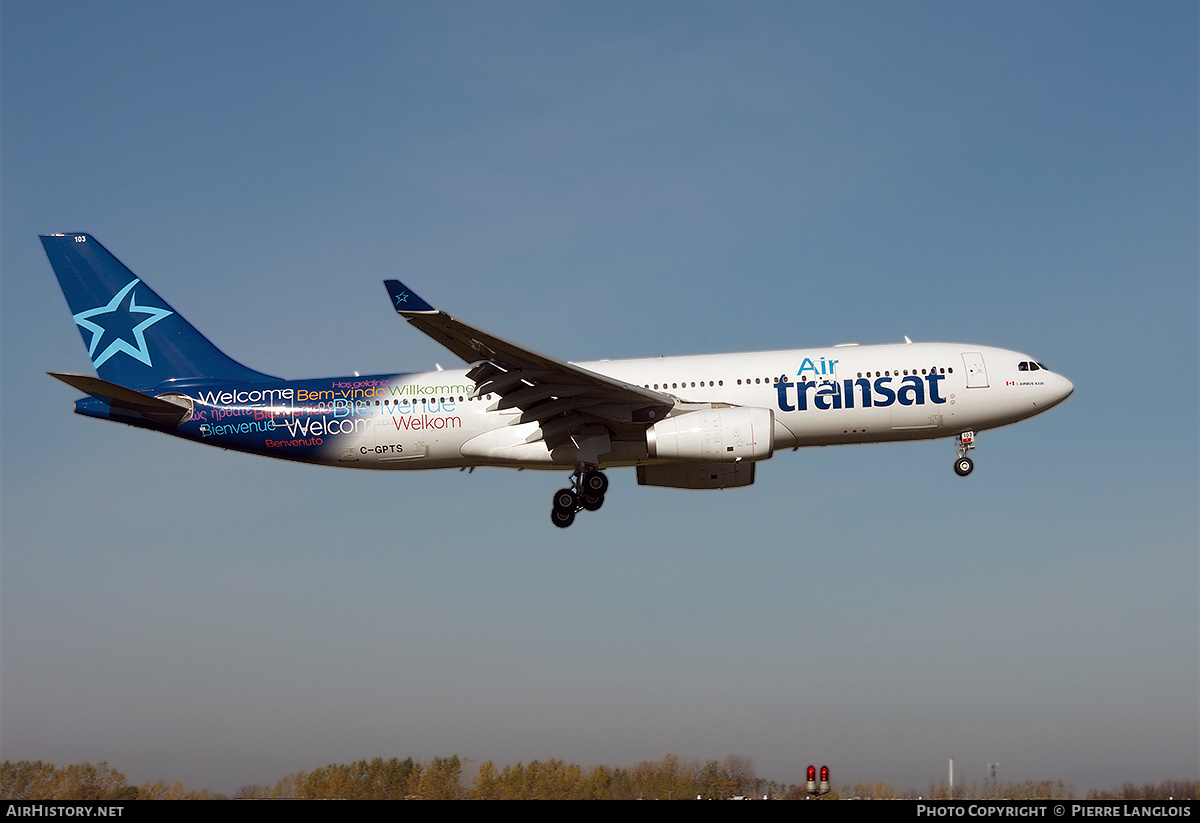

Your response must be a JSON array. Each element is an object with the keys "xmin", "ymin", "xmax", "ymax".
[{"xmin": 41, "ymin": 233, "xmax": 1073, "ymax": 528}]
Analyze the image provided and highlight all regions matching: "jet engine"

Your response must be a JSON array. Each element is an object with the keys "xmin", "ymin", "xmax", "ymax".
[{"xmin": 645, "ymin": 407, "xmax": 774, "ymax": 462}]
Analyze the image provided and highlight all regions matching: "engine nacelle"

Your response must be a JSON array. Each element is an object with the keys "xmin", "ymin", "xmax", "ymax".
[{"xmin": 645, "ymin": 407, "xmax": 774, "ymax": 462}]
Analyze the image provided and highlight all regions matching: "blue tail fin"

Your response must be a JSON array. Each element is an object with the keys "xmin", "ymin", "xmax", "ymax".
[{"xmin": 41, "ymin": 233, "xmax": 279, "ymax": 389}]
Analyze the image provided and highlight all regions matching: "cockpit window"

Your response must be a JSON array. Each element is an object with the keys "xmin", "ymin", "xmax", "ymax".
[
  {"xmin": 1036, "ymin": 362, "xmax": 1048, "ymax": 371},
  {"xmin": 1018, "ymin": 362, "xmax": 1029, "ymax": 371},
  {"xmin": 1018, "ymin": 361, "xmax": 1046, "ymax": 372}
]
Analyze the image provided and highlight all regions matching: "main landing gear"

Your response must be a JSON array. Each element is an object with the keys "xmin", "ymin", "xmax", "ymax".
[
  {"xmin": 551, "ymin": 465, "xmax": 609, "ymax": 528},
  {"xmin": 954, "ymin": 431, "xmax": 975, "ymax": 477}
]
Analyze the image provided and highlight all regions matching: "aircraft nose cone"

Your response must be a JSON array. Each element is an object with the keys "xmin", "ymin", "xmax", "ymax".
[{"xmin": 1048, "ymin": 373, "xmax": 1074, "ymax": 406}]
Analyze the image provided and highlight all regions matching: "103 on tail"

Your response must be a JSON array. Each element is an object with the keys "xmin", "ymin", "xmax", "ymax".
[{"xmin": 42, "ymin": 233, "xmax": 1073, "ymax": 528}]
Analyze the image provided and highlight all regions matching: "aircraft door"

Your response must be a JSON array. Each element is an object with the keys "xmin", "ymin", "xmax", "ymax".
[
  {"xmin": 336, "ymin": 399, "xmax": 376, "ymax": 462},
  {"xmin": 962, "ymin": 352, "xmax": 989, "ymax": 388},
  {"xmin": 373, "ymin": 401, "xmax": 428, "ymax": 462}
]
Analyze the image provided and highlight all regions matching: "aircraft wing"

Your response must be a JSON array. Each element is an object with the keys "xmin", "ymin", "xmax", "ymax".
[{"xmin": 383, "ymin": 280, "xmax": 674, "ymax": 446}]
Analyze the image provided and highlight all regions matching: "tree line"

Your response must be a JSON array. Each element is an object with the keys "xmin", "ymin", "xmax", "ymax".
[
  {"xmin": 0, "ymin": 760, "xmax": 219, "ymax": 801},
  {"xmin": 233, "ymin": 753, "xmax": 767, "ymax": 800},
  {"xmin": 3, "ymin": 757, "xmax": 1195, "ymax": 800}
]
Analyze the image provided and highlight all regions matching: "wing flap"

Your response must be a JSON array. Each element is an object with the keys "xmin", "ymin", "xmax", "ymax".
[{"xmin": 474, "ymin": 369, "xmax": 555, "ymax": 399}]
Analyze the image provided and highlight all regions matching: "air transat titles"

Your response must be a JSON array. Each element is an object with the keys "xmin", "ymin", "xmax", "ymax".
[{"xmin": 776, "ymin": 372, "xmax": 947, "ymax": 412}]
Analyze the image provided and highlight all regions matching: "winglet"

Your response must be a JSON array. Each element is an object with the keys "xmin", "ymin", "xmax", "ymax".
[{"xmin": 383, "ymin": 280, "xmax": 435, "ymax": 314}]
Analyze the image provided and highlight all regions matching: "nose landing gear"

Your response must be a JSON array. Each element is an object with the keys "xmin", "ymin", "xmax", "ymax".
[
  {"xmin": 954, "ymin": 431, "xmax": 975, "ymax": 476},
  {"xmin": 551, "ymin": 465, "xmax": 608, "ymax": 528}
]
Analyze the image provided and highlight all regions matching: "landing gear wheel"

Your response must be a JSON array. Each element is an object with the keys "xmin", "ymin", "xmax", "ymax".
[
  {"xmin": 553, "ymin": 488, "xmax": 578, "ymax": 511},
  {"xmin": 954, "ymin": 457, "xmax": 974, "ymax": 477},
  {"xmin": 582, "ymin": 470, "xmax": 609, "ymax": 495},
  {"xmin": 554, "ymin": 465, "xmax": 609, "ymax": 526},
  {"xmin": 580, "ymin": 492, "xmax": 604, "ymax": 511}
]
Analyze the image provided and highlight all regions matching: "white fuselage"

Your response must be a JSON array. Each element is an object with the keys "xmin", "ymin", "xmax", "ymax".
[{"xmin": 241, "ymin": 342, "xmax": 1070, "ymax": 471}]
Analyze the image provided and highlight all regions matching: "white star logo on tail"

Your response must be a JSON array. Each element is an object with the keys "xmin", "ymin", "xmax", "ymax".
[{"xmin": 72, "ymin": 278, "xmax": 174, "ymax": 369}]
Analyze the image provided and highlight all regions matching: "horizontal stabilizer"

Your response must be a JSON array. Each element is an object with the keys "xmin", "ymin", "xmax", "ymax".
[{"xmin": 49, "ymin": 372, "xmax": 191, "ymax": 424}]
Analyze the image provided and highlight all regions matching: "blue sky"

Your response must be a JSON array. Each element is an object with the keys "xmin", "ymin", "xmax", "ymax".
[{"xmin": 2, "ymin": 1, "xmax": 1196, "ymax": 795}]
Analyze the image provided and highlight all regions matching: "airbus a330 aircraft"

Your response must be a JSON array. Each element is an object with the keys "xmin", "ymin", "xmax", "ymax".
[{"xmin": 43, "ymin": 233, "xmax": 1073, "ymax": 527}]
